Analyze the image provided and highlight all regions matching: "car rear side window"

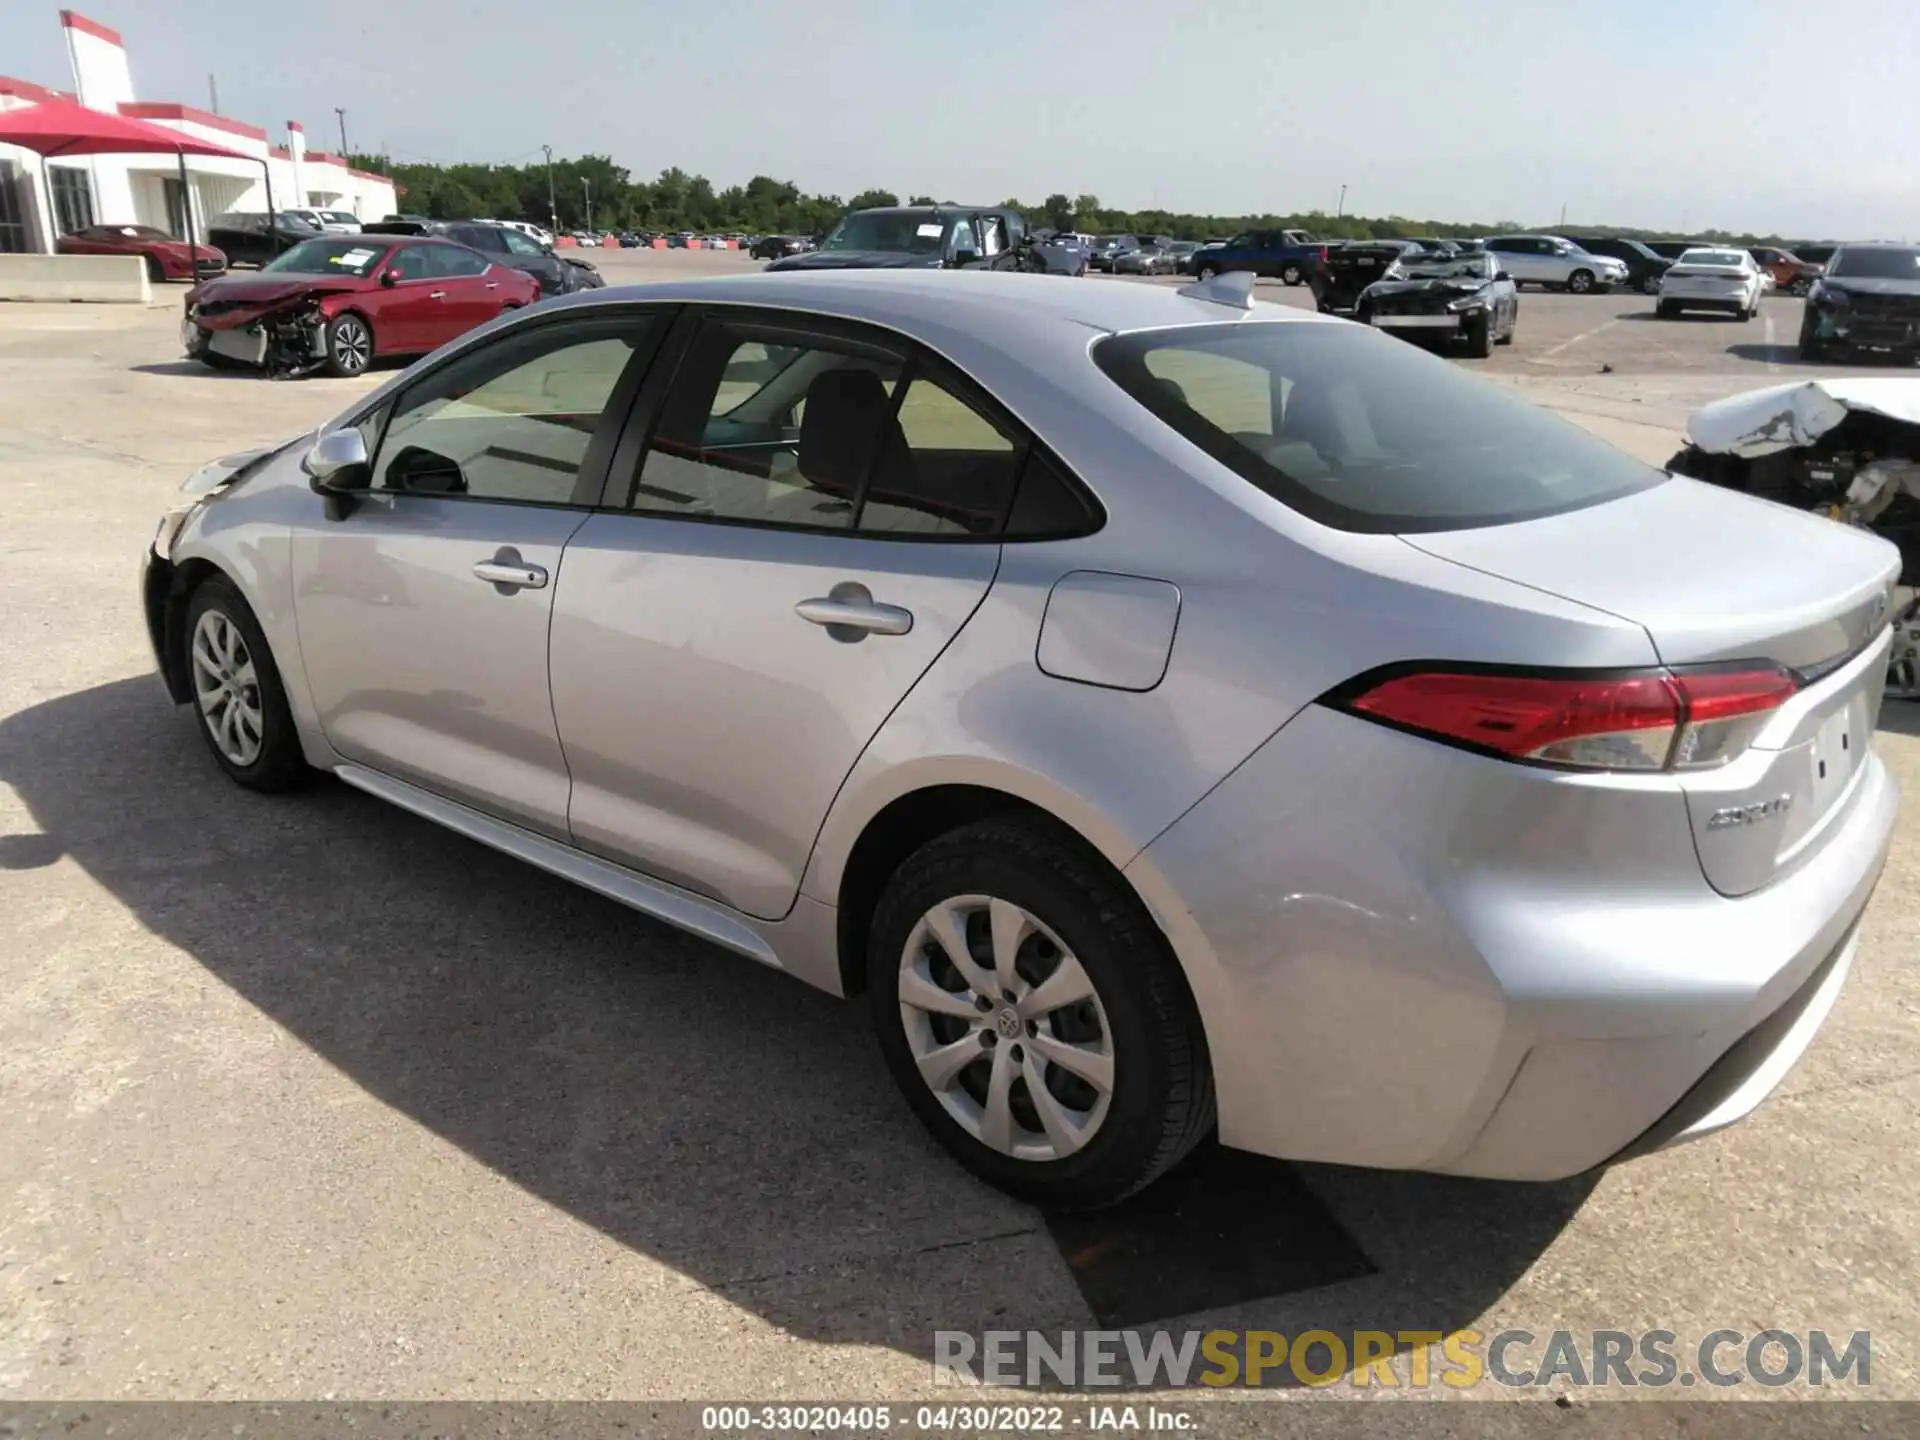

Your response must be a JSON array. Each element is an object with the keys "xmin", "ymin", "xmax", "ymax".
[
  {"xmin": 1093, "ymin": 321, "xmax": 1664, "ymax": 533},
  {"xmin": 858, "ymin": 366, "xmax": 1020, "ymax": 536},
  {"xmin": 627, "ymin": 320, "xmax": 905, "ymax": 530}
]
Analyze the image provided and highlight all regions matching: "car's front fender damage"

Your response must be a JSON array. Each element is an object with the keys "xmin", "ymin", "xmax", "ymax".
[{"xmin": 258, "ymin": 290, "xmax": 356, "ymax": 379}]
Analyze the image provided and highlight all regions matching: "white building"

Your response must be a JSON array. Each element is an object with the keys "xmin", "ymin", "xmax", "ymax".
[{"xmin": 0, "ymin": 9, "xmax": 397, "ymax": 253}]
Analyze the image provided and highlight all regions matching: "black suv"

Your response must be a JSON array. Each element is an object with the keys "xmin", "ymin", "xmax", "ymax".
[
  {"xmin": 767, "ymin": 206, "xmax": 1030, "ymax": 272},
  {"xmin": 1567, "ymin": 236, "xmax": 1673, "ymax": 295},
  {"xmin": 1801, "ymin": 243, "xmax": 1920, "ymax": 360},
  {"xmin": 205, "ymin": 211, "xmax": 322, "ymax": 268}
]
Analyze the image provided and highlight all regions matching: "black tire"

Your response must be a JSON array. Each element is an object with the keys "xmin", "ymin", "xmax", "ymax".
[
  {"xmin": 1656, "ymin": 300, "xmax": 1679, "ymax": 318},
  {"xmin": 144, "ymin": 254, "xmax": 165, "ymax": 284},
  {"xmin": 1640, "ymin": 274, "xmax": 1662, "ymax": 295},
  {"xmin": 1789, "ymin": 276, "xmax": 1813, "ymax": 297},
  {"xmin": 1566, "ymin": 268, "xmax": 1595, "ymax": 294},
  {"xmin": 1798, "ymin": 319, "xmax": 1828, "ymax": 362},
  {"xmin": 1196, "ymin": 264, "xmax": 1218, "ymax": 282},
  {"xmin": 1463, "ymin": 312, "xmax": 1493, "ymax": 358},
  {"xmin": 867, "ymin": 816, "xmax": 1214, "ymax": 1211},
  {"xmin": 1279, "ymin": 262, "xmax": 1303, "ymax": 286},
  {"xmin": 323, "ymin": 311, "xmax": 375, "ymax": 378},
  {"xmin": 182, "ymin": 575, "xmax": 308, "ymax": 792}
]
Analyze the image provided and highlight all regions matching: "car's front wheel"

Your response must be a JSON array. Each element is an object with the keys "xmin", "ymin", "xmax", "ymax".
[
  {"xmin": 1196, "ymin": 265, "xmax": 1218, "ymax": 282},
  {"xmin": 1566, "ymin": 268, "xmax": 1595, "ymax": 294},
  {"xmin": 183, "ymin": 576, "xmax": 307, "ymax": 791},
  {"xmin": 1641, "ymin": 274, "xmax": 1662, "ymax": 295},
  {"xmin": 867, "ymin": 816, "xmax": 1214, "ymax": 1211},
  {"xmin": 1279, "ymin": 263, "xmax": 1303, "ymax": 286},
  {"xmin": 323, "ymin": 312, "xmax": 374, "ymax": 378},
  {"xmin": 1463, "ymin": 311, "xmax": 1494, "ymax": 358}
]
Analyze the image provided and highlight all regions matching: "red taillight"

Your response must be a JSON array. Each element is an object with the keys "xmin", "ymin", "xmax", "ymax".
[{"xmin": 1341, "ymin": 665, "xmax": 1796, "ymax": 772}]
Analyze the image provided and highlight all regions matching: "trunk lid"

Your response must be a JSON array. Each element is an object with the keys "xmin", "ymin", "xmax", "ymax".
[
  {"xmin": 1401, "ymin": 476, "xmax": 1898, "ymax": 670},
  {"xmin": 1403, "ymin": 477, "xmax": 1901, "ymax": 896}
]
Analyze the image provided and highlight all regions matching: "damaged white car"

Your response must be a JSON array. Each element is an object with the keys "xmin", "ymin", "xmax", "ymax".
[{"xmin": 1668, "ymin": 378, "xmax": 1920, "ymax": 698}]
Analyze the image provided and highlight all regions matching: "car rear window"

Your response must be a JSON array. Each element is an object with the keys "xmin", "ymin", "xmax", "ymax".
[{"xmin": 1091, "ymin": 321, "xmax": 1665, "ymax": 534}]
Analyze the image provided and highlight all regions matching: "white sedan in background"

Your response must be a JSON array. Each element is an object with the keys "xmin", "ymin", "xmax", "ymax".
[{"xmin": 1657, "ymin": 247, "xmax": 1766, "ymax": 320}]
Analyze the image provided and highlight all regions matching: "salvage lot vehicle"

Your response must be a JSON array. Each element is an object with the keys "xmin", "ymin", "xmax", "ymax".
[
  {"xmin": 1190, "ymin": 227, "xmax": 1325, "ymax": 285},
  {"xmin": 1666, "ymin": 376, "xmax": 1920, "ymax": 698},
  {"xmin": 141, "ymin": 269, "xmax": 1900, "ymax": 1210},
  {"xmin": 206, "ymin": 210, "xmax": 323, "ymax": 268},
  {"xmin": 181, "ymin": 234, "xmax": 541, "ymax": 378},
  {"xmin": 1799, "ymin": 243, "xmax": 1920, "ymax": 362},
  {"xmin": 1311, "ymin": 238, "xmax": 1421, "ymax": 314},
  {"xmin": 769, "ymin": 205, "xmax": 1030, "ymax": 272},
  {"xmin": 57, "ymin": 223, "xmax": 225, "ymax": 282},
  {"xmin": 430, "ymin": 220, "xmax": 604, "ymax": 296},
  {"xmin": 1750, "ymin": 245, "xmax": 1824, "ymax": 297},
  {"xmin": 1111, "ymin": 237, "xmax": 1176, "ymax": 275},
  {"xmin": 1482, "ymin": 234, "xmax": 1630, "ymax": 293},
  {"xmin": 1567, "ymin": 235, "xmax": 1673, "ymax": 295},
  {"xmin": 1657, "ymin": 247, "xmax": 1766, "ymax": 320},
  {"xmin": 1355, "ymin": 246, "xmax": 1518, "ymax": 357}
]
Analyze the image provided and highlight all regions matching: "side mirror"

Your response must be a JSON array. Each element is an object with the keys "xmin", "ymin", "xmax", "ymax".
[
  {"xmin": 302, "ymin": 428, "xmax": 372, "ymax": 520},
  {"xmin": 950, "ymin": 248, "xmax": 980, "ymax": 269},
  {"xmin": 380, "ymin": 268, "xmax": 399, "ymax": 288},
  {"xmin": 1495, "ymin": 270, "xmax": 1512, "ymax": 283}
]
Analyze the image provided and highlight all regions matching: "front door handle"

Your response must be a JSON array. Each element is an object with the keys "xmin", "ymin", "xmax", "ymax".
[
  {"xmin": 796, "ymin": 581, "xmax": 913, "ymax": 640},
  {"xmin": 473, "ymin": 558, "xmax": 548, "ymax": 590},
  {"xmin": 485, "ymin": 281, "xmax": 500, "ymax": 289},
  {"xmin": 429, "ymin": 289, "xmax": 447, "ymax": 300}
]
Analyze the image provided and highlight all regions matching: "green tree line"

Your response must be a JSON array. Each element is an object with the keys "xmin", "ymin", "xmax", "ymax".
[{"xmin": 348, "ymin": 154, "xmax": 1811, "ymax": 247}]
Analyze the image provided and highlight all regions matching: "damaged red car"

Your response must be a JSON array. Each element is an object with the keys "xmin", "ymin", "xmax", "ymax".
[{"xmin": 181, "ymin": 235, "xmax": 541, "ymax": 378}]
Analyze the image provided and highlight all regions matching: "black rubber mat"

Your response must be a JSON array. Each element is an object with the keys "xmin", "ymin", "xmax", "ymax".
[{"xmin": 1045, "ymin": 1147, "xmax": 1376, "ymax": 1328}]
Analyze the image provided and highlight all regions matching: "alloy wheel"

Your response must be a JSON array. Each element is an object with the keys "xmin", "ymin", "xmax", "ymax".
[
  {"xmin": 898, "ymin": 895, "xmax": 1115, "ymax": 1162},
  {"xmin": 331, "ymin": 317, "xmax": 371, "ymax": 374},
  {"xmin": 190, "ymin": 608, "xmax": 264, "ymax": 767},
  {"xmin": 1568, "ymin": 270, "xmax": 1594, "ymax": 293}
]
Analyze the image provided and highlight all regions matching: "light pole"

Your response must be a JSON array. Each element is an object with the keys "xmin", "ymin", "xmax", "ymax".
[
  {"xmin": 542, "ymin": 144, "xmax": 557, "ymax": 234},
  {"xmin": 334, "ymin": 107, "xmax": 349, "ymax": 161},
  {"xmin": 1336, "ymin": 183, "xmax": 1347, "ymax": 218},
  {"xmin": 583, "ymin": 177, "xmax": 593, "ymax": 235}
]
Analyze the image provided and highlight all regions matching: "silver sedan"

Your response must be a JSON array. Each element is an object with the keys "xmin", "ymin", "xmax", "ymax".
[{"xmin": 142, "ymin": 269, "xmax": 1901, "ymax": 1209}]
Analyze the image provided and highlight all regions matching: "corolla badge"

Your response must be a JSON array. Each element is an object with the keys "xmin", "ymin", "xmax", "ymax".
[{"xmin": 1706, "ymin": 795, "xmax": 1793, "ymax": 831}]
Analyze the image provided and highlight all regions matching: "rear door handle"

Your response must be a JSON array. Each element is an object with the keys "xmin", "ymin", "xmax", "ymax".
[
  {"xmin": 429, "ymin": 290, "xmax": 447, "ymax": 300},
  {"xmin": 484, "ymin": 281, "xmax": 500, "ymax": 289},
  {"xmin": 796, "ymin": 583, "xmax": 913, "ymax": 638},
  {"xmin": 473, "ymin": 559, "xmax": 548, "ymax": 590}
]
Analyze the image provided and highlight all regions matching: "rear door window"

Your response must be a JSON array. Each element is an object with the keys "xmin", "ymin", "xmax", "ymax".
[{"xmin": 1093, "ymin": 322, "xmax": 1663, "ymax": 533}]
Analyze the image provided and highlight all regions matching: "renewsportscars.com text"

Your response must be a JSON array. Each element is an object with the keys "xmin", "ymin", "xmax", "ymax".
[{"xmin": 932, "ymin": 1328, "xmax": 1871, "ymax": 1390}]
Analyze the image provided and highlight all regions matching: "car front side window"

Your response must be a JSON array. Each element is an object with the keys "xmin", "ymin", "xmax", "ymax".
[{"xmin": 369, "ymin": 317, "xmax": 659, "ymax": 504}]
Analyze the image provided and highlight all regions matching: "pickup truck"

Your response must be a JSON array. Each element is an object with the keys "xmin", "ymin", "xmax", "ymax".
[{"xmin": 1187, "ymin": 228, "xmax": 1327, "ymax": 286}]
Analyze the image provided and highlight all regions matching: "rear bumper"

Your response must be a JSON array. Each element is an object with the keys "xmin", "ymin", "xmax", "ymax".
[{"xmin": 1128, "ymin": 704, "xmax": 1898, "ymax": 1181}]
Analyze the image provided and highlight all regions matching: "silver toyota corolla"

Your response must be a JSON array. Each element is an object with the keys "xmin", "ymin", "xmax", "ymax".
[{"xmin": 141, "ymin": 269, "xmax": 1901, "ymax": 1210}]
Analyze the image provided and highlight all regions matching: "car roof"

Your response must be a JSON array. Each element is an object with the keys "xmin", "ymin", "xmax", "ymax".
[{"xmin": 551, "ymin": 268, "xmax": 1335, "ymax": 341}]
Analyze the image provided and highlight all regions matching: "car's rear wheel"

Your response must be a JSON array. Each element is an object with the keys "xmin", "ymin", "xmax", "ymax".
[
  {"xmin": 1196, "ymin": 265, "xmax": 1218, "ymax": 282},
  {"xmin": 144, "ymin": 254, "xmax": 165, "ymax": 284},
  {"xmin": 183, "ymin": 576, "xmax": 307, "ymax": 792},
  {"xmin": 1567, "ymin": 268, "xmax": 1595, "ymax": 294},
  {"xmin": 1280, "ymin": 263, "xmax": 1303, "ymax": 286},
  {"xmin": 867, "ymin": 816, "xmax": 1214, "ymax": 1211},
  {"xmin": 323, "ymin": 312, "xmax": 374, "ymax": 378}
]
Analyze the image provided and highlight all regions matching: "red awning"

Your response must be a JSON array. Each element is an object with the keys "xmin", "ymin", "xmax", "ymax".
[{"xmin": 0, "ymin": 96, "xmax": 247, "ymax": 159}]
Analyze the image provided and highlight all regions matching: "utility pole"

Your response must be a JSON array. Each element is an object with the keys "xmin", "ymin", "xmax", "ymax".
[
  {"xmin": 583, "ymin": 177, "xmax": 593, "ymax": 235},
  {"xmin": 334, "ymin": 107, "xmax": 350, "ymax": 161},
  {"xmin": 1336, "ymin": 183, "xmax": 1347, "ymax": 218},
  {"xmin": 542, "ymin": 144, "xmax": 557, "ymax": 233},
  {"xmin": 1558, "ymin": 201, "xmax": 1567, "ymax": 229},
  {"xmin": 207, "ymin": 74, "xmax": 219, "ymax": 114}
]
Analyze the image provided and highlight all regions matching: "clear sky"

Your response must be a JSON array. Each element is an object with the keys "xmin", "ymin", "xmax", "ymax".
[{"xmin": 4, "ymin": 0, "xmax": 1915, "ymax": 238}]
